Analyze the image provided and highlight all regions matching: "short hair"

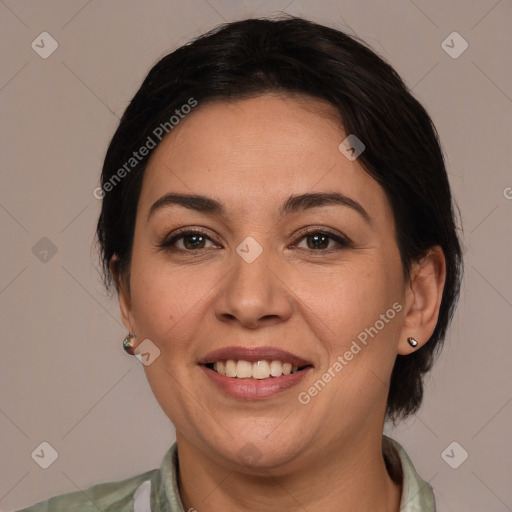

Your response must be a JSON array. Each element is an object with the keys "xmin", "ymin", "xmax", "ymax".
[{"xmin": 96, "ymin": 15, "xmax": 463, "ymax": 423}]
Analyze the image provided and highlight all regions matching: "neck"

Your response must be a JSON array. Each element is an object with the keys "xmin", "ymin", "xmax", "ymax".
[{"xmin": 176, "ymin": 431, "xmax": 402, "ymax": 512}]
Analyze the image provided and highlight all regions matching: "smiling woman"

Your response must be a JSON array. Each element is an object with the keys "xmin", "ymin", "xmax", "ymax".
[{"xmin": 18, "ymin": 14, "xmax": 462, "ymax": 512}]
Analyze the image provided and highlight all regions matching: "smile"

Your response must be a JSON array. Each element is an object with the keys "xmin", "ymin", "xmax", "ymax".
[
  {"xmin": 198, "ymin": 345, "xmax": 314, "ymax": 399},
  {"xmin": 206, "ymin": 359, "xmax": 309, "ymax": 379}
]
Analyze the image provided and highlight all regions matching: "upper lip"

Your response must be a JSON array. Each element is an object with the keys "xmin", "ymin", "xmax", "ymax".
[{"xmin": 198, "ymin": 346, "xmax": 313, "ymax": 368}]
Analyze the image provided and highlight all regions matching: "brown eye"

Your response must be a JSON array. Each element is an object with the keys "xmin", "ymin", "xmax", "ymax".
[
  {"xmin": 304, "ymin": 232, "xmax": 331, "ymax": 250},
  {"xmin": 179, "ymin": 232, "xmax": 209, "ymax": 250},
  {"xmin": 158, "ymin": 227, "xmax": 351, "ymax": 255},
  {"xmin": 158, "ymin": 229, "xmax": 220, "ymax": 253},
  {"xmin": 292, "ymin": 229, "xmax": 351, "ymax": 253}
]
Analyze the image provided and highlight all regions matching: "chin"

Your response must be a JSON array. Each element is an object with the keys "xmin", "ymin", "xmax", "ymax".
[{"xmin": 205, "ymin": 430, "xmax": 310, "ymax": 473}]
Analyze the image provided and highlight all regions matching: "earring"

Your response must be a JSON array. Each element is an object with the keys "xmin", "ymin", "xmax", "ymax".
[
  {"xmin": 407, "ymin": 337, "xmax": 419, "ymax": 348},
  {"xmin": 123, "ymin": 333, "xmax": 136, "ymax": 355}
]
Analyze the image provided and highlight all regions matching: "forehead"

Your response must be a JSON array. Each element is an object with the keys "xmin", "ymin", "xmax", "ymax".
[{"xmin": 139, "ymin": 94, "xmax": 389, "ymax": 222}]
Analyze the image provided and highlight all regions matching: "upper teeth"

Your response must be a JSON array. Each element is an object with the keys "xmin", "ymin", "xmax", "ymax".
[{"xmin": 213, "ymin": 359, "xmax": 300, "ymax": 379}]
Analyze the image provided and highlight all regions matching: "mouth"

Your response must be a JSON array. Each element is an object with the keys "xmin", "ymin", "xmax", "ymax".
[
  {"xmin": 198, "ymin": 346, "xmax": 314, "ymax": 400},
  {"xmin": 203, "ymin": 359, "xmax": 312, "ymax": 379},
  {"xmin": 198, "ymin": 346, "xmax": 314, "ymax": 381}
]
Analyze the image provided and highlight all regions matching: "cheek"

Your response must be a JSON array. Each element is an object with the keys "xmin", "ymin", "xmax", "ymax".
[
  {"xmin": 305, "ymin": 260, "xmax": 405, "ymax": 393},
  {"xmin": 301, "ymin": 262, "xmax": 404, "ymax": 417},
  {"xmin": 306, "ymin": 257, "xmax": 403, "ymax": 333},
  {"xmin": 129, "ymin": 255, "xmax": 218, "ymax": 346}
]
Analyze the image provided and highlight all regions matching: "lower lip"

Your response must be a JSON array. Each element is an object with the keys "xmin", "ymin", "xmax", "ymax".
[{"xmin": 200, "ymin": 365, "xmax": 312, "ymax": 400}]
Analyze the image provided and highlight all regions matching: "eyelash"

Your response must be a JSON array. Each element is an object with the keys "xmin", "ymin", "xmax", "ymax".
[{"xmin": 157, "ymin": 227, "xmax": 352, "ymax": 255}]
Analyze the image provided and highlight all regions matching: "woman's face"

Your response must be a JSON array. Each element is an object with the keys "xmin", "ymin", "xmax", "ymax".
[{"xmin": 119, "ymin": 93, "xmax": 411, "ymax": 470}]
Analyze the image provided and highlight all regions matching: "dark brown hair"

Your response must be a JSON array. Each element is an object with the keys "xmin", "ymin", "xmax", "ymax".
[{"xmin": 96, "ymin": 15, "xmax": 463, "ymax": 422}]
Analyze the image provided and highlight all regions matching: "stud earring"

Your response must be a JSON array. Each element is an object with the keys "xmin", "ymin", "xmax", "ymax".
[
  {"xmin": 407, "ymin": 337, "xmax": 419, "ymax": 348},
  {"xmin": 123, "ymin": 333, "xmax": 136, "ymax": 355}
]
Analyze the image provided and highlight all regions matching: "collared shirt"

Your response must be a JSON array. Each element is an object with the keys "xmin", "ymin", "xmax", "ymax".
[{"xmin": 17, "ymin": 435, "xmax": 436, "ymax": 511}]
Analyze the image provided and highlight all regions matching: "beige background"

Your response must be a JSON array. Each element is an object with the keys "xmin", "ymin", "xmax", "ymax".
[{"xmin": 1, "ymin": 1, "xmax": 511, "ymax": 511}]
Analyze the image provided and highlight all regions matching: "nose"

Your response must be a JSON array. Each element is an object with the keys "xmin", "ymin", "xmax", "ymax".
[{"xmin": 214, "ymin": 240, "xmax": 293, "ymax": 329}]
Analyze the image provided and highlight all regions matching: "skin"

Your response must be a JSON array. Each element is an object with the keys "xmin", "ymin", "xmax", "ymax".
[{"xmin": 113, "ymin": 93, "xmax": 446, "ymax": 512}]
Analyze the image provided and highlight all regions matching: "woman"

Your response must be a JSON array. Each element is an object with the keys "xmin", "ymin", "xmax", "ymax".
[{"xmin": 19, "ymin": 15, "xmax": 463, "ymax": 512}]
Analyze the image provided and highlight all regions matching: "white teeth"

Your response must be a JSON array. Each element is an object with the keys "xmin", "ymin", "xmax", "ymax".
[
  {"xmin": 225, "ymin": 359, "xmax": 237, "ymax": 377},
  {"xmin": 211, "ymin": 359, "xmax": 303, "ymax": 379},
  {"xmin": 214, "ymin": 361, "xmax": 226, "ymax": 375},
  {"xmin": 236, "ymin": 360, "xmax": 252, "ymax": 378},
  {"xmin": 252, "ymin": 360, "xmax": 270, "ymax": 379},
  {"xmin": 270, "ymin": 360, "xmax": 283, "ymax": 377}
]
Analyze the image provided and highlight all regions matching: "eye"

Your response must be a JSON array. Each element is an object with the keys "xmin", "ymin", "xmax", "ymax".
[
  {"xmin": 291, "ymin": 228, "xmax": 351, "ymax": 253},
  {"xmin": 157, "ymin": 227, "xmax": 351, "ymax": 255},
  {"xmin": 158, "ymin": 229, "xmax": 220, "ymax": 252}
]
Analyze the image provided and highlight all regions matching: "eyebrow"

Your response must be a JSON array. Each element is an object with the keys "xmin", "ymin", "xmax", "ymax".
[{"xmin": 147, "ymin": 191, "xmax": 370, "ymax": 224}]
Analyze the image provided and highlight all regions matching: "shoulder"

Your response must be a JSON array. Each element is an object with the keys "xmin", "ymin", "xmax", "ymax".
[
  {"xmin": 383, "ymin": 435, "xmax": 436, "ymax": 512},
  {"xmin": 16, "ymin": 469, "xmax": 158, "ymax": 512}
]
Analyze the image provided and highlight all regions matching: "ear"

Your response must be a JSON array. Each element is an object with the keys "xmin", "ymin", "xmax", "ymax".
[
  {"xmin": 398, "ymin": 246, "xmax": 446, "ymax": 355},
  {"xmin": 109, "ymin": 255, "xmax": 136, "ymax": 334}
]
